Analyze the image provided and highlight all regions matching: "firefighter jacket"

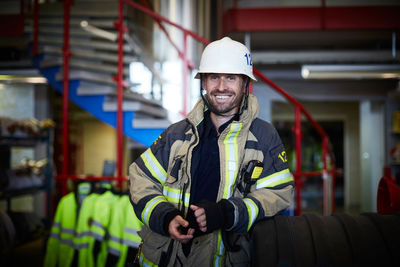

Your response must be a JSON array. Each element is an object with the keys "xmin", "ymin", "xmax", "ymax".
[{"xmin": 129, "ymin": 95, "xmax": 294, "ymax": 266}]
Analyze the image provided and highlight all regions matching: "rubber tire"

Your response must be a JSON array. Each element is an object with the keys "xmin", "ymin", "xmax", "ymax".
[{"xmin": 251, "ymin": 217, "xmax": 277, "ymax": 267}]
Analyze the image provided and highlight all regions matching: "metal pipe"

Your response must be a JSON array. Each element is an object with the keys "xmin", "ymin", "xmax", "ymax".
[
  {"xmin": 33, "ymin": 0, "xmax": 38, "ymax": 56},
  {"xmin": 119, "ymin": 0, "xmax": 337, "ymax": 216},
  {"xmin": 320, "ymin": 0, "xmax": 326, "ymax": 30},
  {"xmin": 116, "ymin": 0, "xmax": 124, "ymax": 187},
  {"xmin": 244, "ymin": 32, "xmax": 253, "ymax": 94},
  {"xmin": 295, "ymin": 106, "xmax": 302, "ymax": 215},
  {"xmin": 20, "ymin": 0, "xmax": 24, "ymax": 15},
  {"xmin": 393, "ymin": 31, "xmax": 397, "ymax": 59},
  {"xmin": 56, "ymin": 174, "xmax": 128, "ymax": 181},
  {"xmin": 61, "ymin": 0, "xmax": 72, "ymax": 196},
  {"xmin": 322, "ymin": 135, "xmax": 329, "ymax": 215},
  {"xmin": 138, "ymin": 0, "xmax": 191, "ymax": 67},
  {"xmin": 331, "ymin": 161, "xmax": 336, "ymax": 213},
  {"xmin": 253, "ymin": 68, "xmax": 328, "ymax": 139},
  {"xmin": 123, "ymin": 0, "xmax": 210, "ymax": 45},
  {"xmin": 182, "ymin": 33, "xmax": 188, "ymax": 116}
]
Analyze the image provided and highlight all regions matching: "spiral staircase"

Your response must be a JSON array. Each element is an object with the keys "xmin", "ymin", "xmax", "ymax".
[{"xmin": 26, "ymin": 1, "xmax": 170, "ymax": 147}]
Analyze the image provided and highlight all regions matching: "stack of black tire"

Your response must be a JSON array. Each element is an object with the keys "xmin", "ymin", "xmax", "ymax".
[{"xmin": 251, "ymin": 213, "xmax": 400, "ymax": 266}]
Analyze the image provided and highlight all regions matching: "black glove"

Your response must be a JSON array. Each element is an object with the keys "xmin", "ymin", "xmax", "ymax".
[{"xmin": 197, "ymin": 199, "xmax": 235, "ymax": 233}]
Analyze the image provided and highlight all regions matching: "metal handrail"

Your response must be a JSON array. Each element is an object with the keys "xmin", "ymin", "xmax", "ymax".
[
  {"xmin": 32, "ymin": 0, "xmax": 337, "ymax": 215},
  {"xmin": 119, "ymin": 0, "xmax": 337, "ymax": 215}
]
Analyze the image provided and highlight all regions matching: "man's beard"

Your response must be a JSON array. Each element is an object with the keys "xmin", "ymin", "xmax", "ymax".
[{"xmin": 205, "ymin": 89, "xmax": 244, "ymax": 115}]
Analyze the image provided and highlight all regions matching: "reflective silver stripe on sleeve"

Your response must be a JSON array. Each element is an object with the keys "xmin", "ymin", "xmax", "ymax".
[{"xmin": 256, "ymin": 169, "xmax": 293, "ymax": 189}]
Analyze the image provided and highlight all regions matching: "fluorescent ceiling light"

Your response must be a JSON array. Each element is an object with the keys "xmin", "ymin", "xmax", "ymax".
[
  {"xmin": 0, "ymin": 75, "xmax": 47, "ymax": 84},
  {"xmin": 301, "ymin": 65, "xmax": 400, "ymax": 79}
]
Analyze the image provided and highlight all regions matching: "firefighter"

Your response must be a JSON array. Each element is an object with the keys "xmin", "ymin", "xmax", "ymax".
[{"xmin": 129, "ymin": 36, "xmax": 294, "ymax": 266}]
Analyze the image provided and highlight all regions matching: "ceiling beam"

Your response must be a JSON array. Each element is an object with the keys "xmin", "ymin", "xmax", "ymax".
[
  {"xmin": 0, "ymin": 14, "xmax": 24, "ymax": 36},
  {"xmin": 223, "ymin": 6, "xmax": 400, "ymax": 33},
  {"xmin": 252, "ymin": 50, "xmax": 399, "ymax": 64}
]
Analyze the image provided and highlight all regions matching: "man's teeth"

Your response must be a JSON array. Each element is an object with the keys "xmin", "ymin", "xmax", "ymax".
[{"xmin": 216, "ymin": 95, "xmax": 229, "ymax": 99}]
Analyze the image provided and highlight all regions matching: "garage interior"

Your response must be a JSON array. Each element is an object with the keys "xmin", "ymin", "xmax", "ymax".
[{"xmin": 1, "ymin": 0, "xmax": 399, "ymax": 266}]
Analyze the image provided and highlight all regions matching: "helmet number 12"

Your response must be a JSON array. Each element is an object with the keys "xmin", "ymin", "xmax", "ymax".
[{"xmin": 244, "ymin": 53, "xmax": 253, "ymax": 66}]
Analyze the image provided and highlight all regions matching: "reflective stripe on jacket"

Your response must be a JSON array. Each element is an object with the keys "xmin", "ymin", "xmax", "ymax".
[
  {"xmin": 89, "ymin": 191, "xmax": 119, "ymax": 267},
  {"xmin": 107, "ymin": 195, "xmax": 143, "ymax": 267},
  {"xmin": 75, "ymin": 193, "xmax": 99, "ymax": 267},
  {"xmin": 44, "ymin": 192, "xmax": 77, "ymax": 267},
  {"xmin": 129, "ymin": 95, "xmax": 294, "ymax": 266}
]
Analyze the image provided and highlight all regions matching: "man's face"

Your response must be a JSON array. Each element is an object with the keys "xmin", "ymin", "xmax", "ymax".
[{"xmin": 202, "ymin": 73, "xmax": 246, "ymax": 116}]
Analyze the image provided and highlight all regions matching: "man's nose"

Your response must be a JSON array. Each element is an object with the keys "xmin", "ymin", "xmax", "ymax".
[{"xmin": 216, "ymin": 77, "xmax": 227, "ymax": 90}]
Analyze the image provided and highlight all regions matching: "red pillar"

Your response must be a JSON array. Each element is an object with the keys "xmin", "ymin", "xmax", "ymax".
[{"xmin": 61, "ymin": 0, "xmax": 72, "ymax": 195}]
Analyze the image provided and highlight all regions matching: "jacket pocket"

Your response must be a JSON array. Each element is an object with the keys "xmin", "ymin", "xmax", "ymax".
[
  {"xmin": 138, "ymin": 226, "xmax": 171, "ymax": 265},
  {"xmin": 166, "ymin": 157, "xmax": 182, "ymax": 184}
]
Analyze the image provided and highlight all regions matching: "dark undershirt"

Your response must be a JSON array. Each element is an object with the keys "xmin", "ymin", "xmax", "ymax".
[
  {"xmin": 182, "ymin": 111, "xmax": 239, "ymax": 257},
  {"xmin": 189, "ymin": 111, "xmax": 239, "ymax": 205}
]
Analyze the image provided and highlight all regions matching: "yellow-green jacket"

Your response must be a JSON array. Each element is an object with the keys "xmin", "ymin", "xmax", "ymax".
[
  {"xmin": 44, "ymin": 192, "xmax": 77, "ymax": 267},
  {"xmin": 107, "ymin": 195, "xmax": 143, "ymax": 267}
]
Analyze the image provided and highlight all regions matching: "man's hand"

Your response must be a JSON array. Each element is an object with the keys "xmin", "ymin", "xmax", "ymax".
[
  {"xmin": 191, "ymin": 200, "xmax": 235, "ymax": 234},
  {"xmin": 190, "ymin": 205, "xmax": 207, "ymax": 232},
  {"xmin": 168, "ymin": 215, "xmax": 195, "ymax": 244}
]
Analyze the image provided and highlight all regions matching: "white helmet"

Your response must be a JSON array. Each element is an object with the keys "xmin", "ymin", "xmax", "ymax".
[{"xmin": 195, "ymin": 37, "xmax": 257, "ymax": 81}]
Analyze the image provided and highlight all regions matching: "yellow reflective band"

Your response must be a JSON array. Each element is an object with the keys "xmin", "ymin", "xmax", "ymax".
[
  {"xmin": 213, "ymin": 230, "xmax": 224, "ymax": 267},
  {"xmin": 243, "ymin": 198, "xmax": 259, "ymax": 231},
  {"xmin": 251, "ymin": 166, "xmax": 263, "ymax": 179},
  {"xmin": 141, "ymin": 149, "xmax": 167, "ymax": 186},
  {"xmin": 162, "ymin": 186, "xmax": 190, "ymax": 207},
  {"xmin": 139, "ymin": 250, "xmax": 157, "ymax": 267},
  {"xmin": 141, "ymin": 196, "xmax": 167, "ymax": 226},
  {"xmin": 256, "ymin": 168, "xmax": 294, "ymax": 189},
  {"xmin": 223, "ymin": 123, "xmax": 242, "ymax": 199}
]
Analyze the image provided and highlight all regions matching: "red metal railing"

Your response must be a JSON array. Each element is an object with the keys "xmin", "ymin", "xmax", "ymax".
[
  {"xmin": 32, "ymin": 0, "xmax": 336, "ymax": 215},
  {"xmin": 61, "ymin": 0, "xmax": 71, "ymax": 196},
  {"xmin": 33, "ymin": 0, "xmax": 38, "ymax": 56},
  {"xmin": 32, "ymin": 0, "xmax": 129, "ymax": 196},
  {"xmin": 120, "ymin": 0, "xmax": 336, "ymax": 215}
]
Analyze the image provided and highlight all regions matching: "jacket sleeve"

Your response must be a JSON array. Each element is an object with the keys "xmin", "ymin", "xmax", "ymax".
[
  {"xmin": 228, "ymin": 119, "xmax": 294, "ymax": 233},
  {"xmin": 129, "ymin": 129, "xmax": 178, "ymax": 236}
]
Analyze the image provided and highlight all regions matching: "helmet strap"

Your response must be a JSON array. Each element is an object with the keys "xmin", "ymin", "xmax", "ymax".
[{"xmin": 237, "ymin": 78, "xmax": 250, "ymax": 116}]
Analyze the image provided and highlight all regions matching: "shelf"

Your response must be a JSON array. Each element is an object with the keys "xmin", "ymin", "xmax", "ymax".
[
  {"xmin": 0, "ymin": 127, "xmax": 53, "ymax": 226},
  {"xmin": 0, "ymin": 135, "xmax": 49, "ymax": 147},
  {"xmin": 0, "ymin": 185, "xmax": 46, "ymax": 200}
]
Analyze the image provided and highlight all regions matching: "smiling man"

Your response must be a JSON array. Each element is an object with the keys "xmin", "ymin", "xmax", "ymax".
[{"xmin": 129, "ymin": 37, "xmax": 294, "ymax": 266}]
